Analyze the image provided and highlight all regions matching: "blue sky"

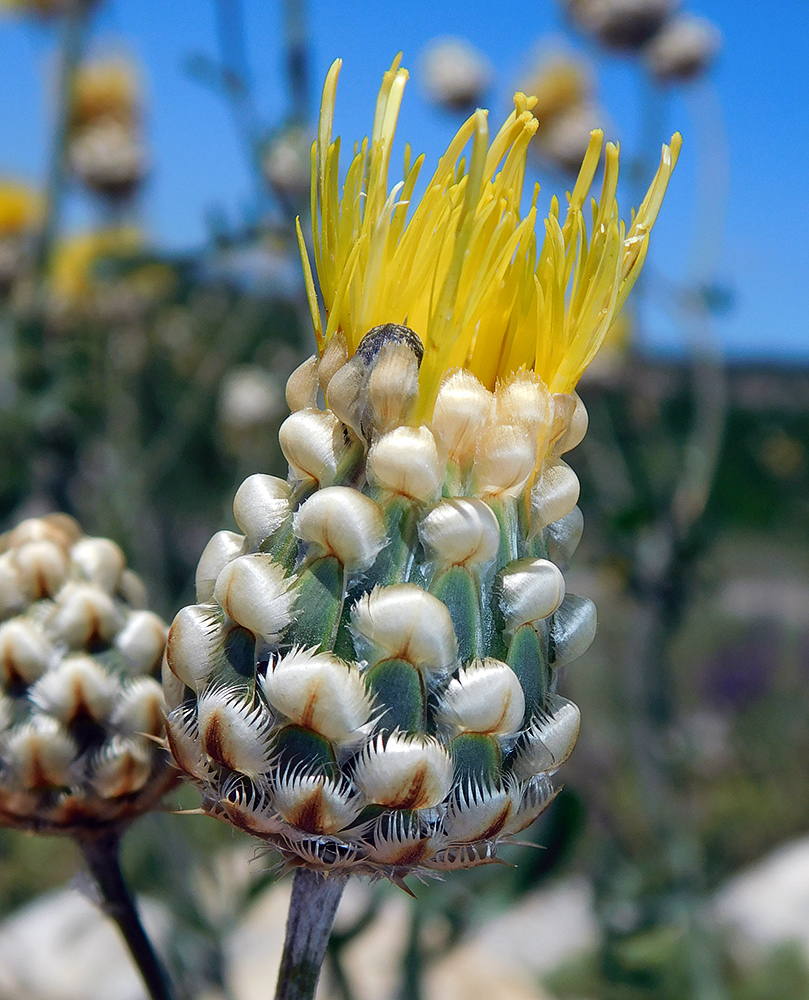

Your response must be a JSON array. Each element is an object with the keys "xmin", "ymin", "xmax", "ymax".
[{"xmin": 1, "ymin": 0, "xmax": 808, "ymax": 360}]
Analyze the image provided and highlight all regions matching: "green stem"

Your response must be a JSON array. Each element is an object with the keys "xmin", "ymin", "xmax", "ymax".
[
  {"xmin": 78, "ymin": 831, "xmax": 176, "ymax": 1000},
  {"xmin": 275, "ymin": 868, "xmax": 347, "ymax": 1000}
]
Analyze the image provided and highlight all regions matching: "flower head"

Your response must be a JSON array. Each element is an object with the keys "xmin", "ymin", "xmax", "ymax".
[{"xmin": 166, "ymin": 57, "xmax": 678, "ymax": 882}]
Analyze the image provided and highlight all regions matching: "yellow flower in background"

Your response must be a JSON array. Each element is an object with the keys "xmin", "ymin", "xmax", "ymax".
[
  {"xmin": 70, "ymin": 58, "xmax": 140, "ymax": 131},
  {"xmin": 522, "ymin": 51, "xmax": 593, "ymax": 124},
  {"xmin": 50, "ymin": 227, "xmax": 142, "ymax": 307},
  {"xmin": 0, "ymin": 180, "xmax": 42, "ymax": 238},
  {"xmin": 299, "ymin": 56, "xmax": 680, "ymax": 417}
]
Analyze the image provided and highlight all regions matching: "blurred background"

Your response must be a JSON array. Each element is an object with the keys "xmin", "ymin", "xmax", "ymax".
[{"xmin": 1, "ymin": 1, "xmax": 808, "ymax": 998}]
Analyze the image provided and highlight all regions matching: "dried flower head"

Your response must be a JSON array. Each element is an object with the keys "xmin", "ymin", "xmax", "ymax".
[{"xmin": 165, "ymin": 56, "xmax": 678, "ymax": 883}]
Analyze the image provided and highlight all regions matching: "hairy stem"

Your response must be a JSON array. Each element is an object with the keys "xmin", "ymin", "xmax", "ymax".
[
  {"xmin": 79, "ymin": 831, "xmax": 175, "ymax": 1000},
  {"xmin": 275, "ymin": 868, "xmax": 348, "ymax": 1000}
]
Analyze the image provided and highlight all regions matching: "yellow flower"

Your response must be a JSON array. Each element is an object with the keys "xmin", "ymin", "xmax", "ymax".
[
  {"xmin": 70, "ymin": 58, "xmax": 139, "ymax": 130},
  {"xmin": 0, "ymin": 180, "xmax": 42, "ymax": 238},
  {"xmin": 299, "ymin": 56, "xmax": 680, "ymax": 417}
]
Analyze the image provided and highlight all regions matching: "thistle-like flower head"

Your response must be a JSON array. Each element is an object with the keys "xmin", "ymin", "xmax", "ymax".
[
  {"xmin": 165, "ymin": 57, "xmax": 678, "ymax": 882},
  {"xmin": 0, "ymin": 514, "xmax": 174, "ymax": 833}
]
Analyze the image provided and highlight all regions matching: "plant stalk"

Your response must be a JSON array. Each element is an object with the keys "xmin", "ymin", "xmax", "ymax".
[
  {"xmin": 79, "ymin": 831, "xmax": 175, "ymax": 1000},
  {"xmin": 275, "ymin": 868, "xmax": 348, "ymax": 1000}
]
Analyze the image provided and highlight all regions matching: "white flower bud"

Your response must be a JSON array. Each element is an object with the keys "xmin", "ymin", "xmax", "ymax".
[
  {"xmin": 4, "ymin": 717, "xmax": 77, "ymax": 789},
  {"xmin": 164, "ymin": 604, "xmax": 228, "ymax": 691},
  {"xmin": 293, "ymin": 487, "xmax": 386, "ymax": 572},
  {"xmin": 418, "ymin": 498, "xmax": 499, "ymax": 567},
  {"xmin": 530, "ymin": 458, "xmax": 581, "ymax": 533},
  {"xmin": 473, "ymin": 423, "xmax": 537, "ymax": 498},
  {"xmin": 511, "ymin": 696, "xmax": 580, "ymax": 778},
  {"xmin": 430, "ymin": 370, "xmax": 494, "ymax": 465},
  {"xmin": 260, "ymin": 648, "xmax": 373, "ymax": 743},
  {"xmin": 91, "ymin": 736, "xmax": 153, "ymax": 798},
  {"xmin": 546, "ymin": 506, "xmax": 584, "ymax": 565},
  {"xmin": 0, "ymin": 554, "xmax": 24, "ymax": 618},
  {"xmin": 13, "ymin": 540, "xmax": 69, "ymax": 600},
  {"xmin": 279, "ymin": 408, "xmax": 344, "ymax": 486},
  {"xmin": 0, "ymin": 619, "xmax": 54, "ymax": 685},
  {"xmin": 197, "ymin": 687, "xmax": 274, "ymax": 776},
  {"xmin": 500, "ymin": 558, "xmax": 566, "ymax": 632},
  {"xmin": 161, "ymin": 654, "xmax": 185, "ymax": 711},
  {"xmin": 165, "ymin": 707, "xmax": 209, "ymax": 782},
  {"xmin": 351, "ymin": 584, "xmax": 458, "ymax": 674},
  {"xmin": 285, "ymin": 355, "xmax": 320, "ymax": 412},
  {"xmin": 195, "ymin": 530, "xmax": 248, "ymax": 603},
  {"xmin": 367, "ymin": 426, "xmax": 443, "ymax": 502},
  {"xmin": 503, "ymin": 773, "xmax": 557, "ymax": 836},
  {"xmin": 437, "ymin": 659, "xmax": 525, "ymax": 736},
  {"xmin": 114, "ymin": 610, "xmax": 167, "ymax": 674},
  {"xmin": 353, "ymin": 732, "xmax": 453, "ymax": 809},
  {"xmin": 70, "ymin": 537, "xmax": 126, "ymax": 593},
  {"xmin": 5, "ymin": 516, "xmax": 76, "ymax": 551},
  {"xmin": 213, "ymin": 554, "xmax": 296, "ymax": 641},
  {"xmin": 232, "ymin": 474, "xmax": 291, "ymax": 549},
  {"xmin": 48, "ymin": 583, "xmax": 123, "ymax": 649},
  {"xmin": 362, "ymin": 811, "xmax": 439, "ymax": 866},
  {"xmin": 324, "ymin": 357, "xmax": 364, "ymax": 439},
  {"xmin": 111, "ymin": 677, "xmax": 166, "ymax": 736},
  {"xmin": 30, "ymin": 654, "xmax": 120, "ymax": 724},
  {"xmin": 273, "ymin": 772, "xmax": 364, "ymax": 835}
]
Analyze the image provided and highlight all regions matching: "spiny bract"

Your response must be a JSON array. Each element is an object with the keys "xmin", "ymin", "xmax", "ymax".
[
  {"xmin": 0, "ymin": 513, "xmax": 173, "ymax": 833},
  {"xmin": 163, "ymin": 56, "xmax": 678, "ymax": 882}
]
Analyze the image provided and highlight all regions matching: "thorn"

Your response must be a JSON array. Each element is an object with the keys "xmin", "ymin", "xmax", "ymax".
[
  {"xmin": 390, "ymin": 873, "xmax": 418, "ymax": 898},
  {"xmin": 173, "ymin": 808, "xmax": 207, "ymax": 816}
]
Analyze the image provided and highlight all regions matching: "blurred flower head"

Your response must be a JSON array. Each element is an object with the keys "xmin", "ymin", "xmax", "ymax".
[
  {"xmin": 0, "ymin": 180, "xmax": 42, "ymax": 238},
  {"xmin": 68, "ymin": 118, "xmax": 147, "ymax": 201},
  {"xmin": 50, "ymin": 227, "xmax": 142, "ymax": 308},
  {"xmin": 564, "ymin": 0, "xmax": 677, "ymax": 51},
  {"xmin": 70, "ymin": 57, "xmax": 140, "ymax": 131},
  {"xmin": 262, "ymin": 124, "xmax": 313, "ymax": 201},
  {"xmin": 420, "ymin": 37, "xmax": 493, "ymax": 112},
  {"xmin": 644, "ymin": 14, "xmax": 721, "ymax": 84}
]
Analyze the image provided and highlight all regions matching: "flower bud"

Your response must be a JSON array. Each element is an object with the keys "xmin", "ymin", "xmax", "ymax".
[
  {"xmin": 443, "ymin": 782, "xmax": 521, "ymax": 843},
  {"xmin": 418, "ymin": 498, "xmax": 499, "ymax": 568},
  {"xmin": 195, "ymin": 530, "xmax": 248, "ymax": 603},
  {"xmin": 362, "ymin": 339, "xmax": 420, "ymax": 436},
  {"xmin": 546, "ymin": 506, "xmax": 584, "ymax": 566},
  {"xmin": 232, "ymin": 474, "xmax": 291, "ymax": 549},
  {"xmin": 353, "ymin": 733, "xmax": 453, "ymax": 809},
  {"xmin": 553, "ymin": 393, "xmax": 588, "ymax": 454},
  {"xmin": 352, "ymin": 584, "xmax": 458, "ymax": 674},
  {"xmin": 260, "ymin": 648, "xmax": 373, "ymax": 744},
  {"xmin": 437, "ymin": 659, "xmax": 525, "ymax": 736},
  {"xmin": 495, "ymin": 371, "xmax": 553, "ymax": 455},
  {"xmin": 293, "ymin": 487, "xmax": 386, "ymax": 572},
  {"xmin": 567, "ymin": 0, "xmax": 674, "ymax": 50},
  {"xmin": 213, "ymin": 554, "xmax": 296, "ymax": 641},
  {"xmin": 279, "ymin": 408, "xmax": 344, "ymax": 486},
  {"xmin": 367, "ymin": 426, "xmax": 443, "ymax": 502},
  {"xmin": 0, "ymin": 554, "xmax": 25, "ymax": 618},
  {"xmin": 500, "ymin": 558, "xmax": 566, "ymax": 632},
  {"xmin": 530, "ymin": 459, "xmax": 581, "ymax": 533}
]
